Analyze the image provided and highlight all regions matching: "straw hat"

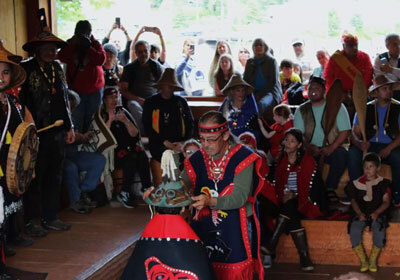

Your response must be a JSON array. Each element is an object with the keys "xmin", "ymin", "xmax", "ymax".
[
  {"xmin": 155, "ymin": 68, "xmax": 184, "ymax": 92},
  {"xmin": 0, "ymin": 40, "xmax": 26, "ymax": 90},
  {"xmin": 369, "ymin": 75, "xmax": 400, "ymax": 95},
  {"xmin": 221, "ymin": 74, "xmax": 254, "ymax": 95},
  {"xmin": 22, "ymin": 27, "xmax": 67, "ymax": 52}
]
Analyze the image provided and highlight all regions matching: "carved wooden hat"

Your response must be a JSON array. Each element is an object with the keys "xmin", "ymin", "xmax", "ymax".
[
  {"xmin": 155, "ymin": 68, "xmax": 184, "ymax": 92},
  {"xmin": 0, "ymin": 40, "xmax": 26, "ymax": 90},
  {"xmin": 22, "ymin": 26, "xmax": 67, "ymax": 52}
]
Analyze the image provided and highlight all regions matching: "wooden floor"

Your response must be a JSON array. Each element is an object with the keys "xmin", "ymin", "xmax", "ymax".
[
  {"xmin": 6, "ymin": 203, "xmax": 400, "ymax": 280},
  {"xmin": 265, "ymin": 263, "xmax": 400, "ymax": 280},
  {"xmin": 6, "ymin": 203, "xmax": 150, "ymax": 280}
]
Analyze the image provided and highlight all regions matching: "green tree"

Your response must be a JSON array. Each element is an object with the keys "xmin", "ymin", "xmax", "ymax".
[
  {"xmin": 56, "ymin": 0, "xmax": 84, "ymax": 26},
  {"xmin": 350, "ymin": 14, "xmax": 363, "ymax": 32},
  {"xmin": 150, "ymin": 0, "xmax": 163, "ymax": 9},
  {"xmin": 328, "ymin": 10, "xmax": 340, "ymax": 37}
]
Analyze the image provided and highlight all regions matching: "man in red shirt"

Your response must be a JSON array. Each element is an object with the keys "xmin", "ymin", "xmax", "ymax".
[
  {"xmin": 324, "ymin": 32, "xmax": 373, "ymax": 120},
  {"xmin": 58, "ymin": 20, "xmax": 106, "ymax": 133}
]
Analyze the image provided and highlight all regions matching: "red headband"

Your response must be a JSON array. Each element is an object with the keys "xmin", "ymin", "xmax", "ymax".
[
  {"xmin": 198, "ymin": 121, "xmax": 228, "ymax": 134},
  {"xmin": 342, "ymin": 33, "xmax": 358, "ymax": 45}
]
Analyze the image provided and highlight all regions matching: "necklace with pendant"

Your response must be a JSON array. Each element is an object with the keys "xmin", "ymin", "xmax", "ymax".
[
  {"xmin": 39, "ymin": 63, "xmax": 56, "ymax": 94},
  {"xmin": 163, "ymin": 112, "xmax": 169, "ymax": 124},
  {"xmin": 208, "ymin": 149, "xmax": 229, "ymax": 190}
]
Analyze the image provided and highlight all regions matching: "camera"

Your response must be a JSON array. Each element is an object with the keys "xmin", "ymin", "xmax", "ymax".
[
  {"xmin": 76, "ymin": 34, "xmax": 91, "ymax": 50},
  {"xmin": 380, "ymin": 57, "xmax": 388, "ymax": 65},
  {"xmin": 115, "ymin": 106, "xmax": 123, "ymax": 114}
]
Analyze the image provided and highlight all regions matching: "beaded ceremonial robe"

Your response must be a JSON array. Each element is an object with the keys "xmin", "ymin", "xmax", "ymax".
[{"xmin": 185, "ymin": 144, "xmax": 264, "ymax": 280}]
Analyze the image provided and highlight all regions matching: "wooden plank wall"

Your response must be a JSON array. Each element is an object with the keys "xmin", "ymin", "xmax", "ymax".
[{"xmin": 0, "ymin": 0, "xmax": 53, "ymax": 58}]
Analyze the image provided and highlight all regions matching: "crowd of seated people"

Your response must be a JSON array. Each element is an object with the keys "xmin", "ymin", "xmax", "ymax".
[{"xmin": 3, "ymin": 14, "xmax": 400, "ymax": 278}]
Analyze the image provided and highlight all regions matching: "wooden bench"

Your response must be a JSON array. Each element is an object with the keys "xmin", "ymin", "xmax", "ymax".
[
  {"xmin": 322, "ymin": 164, "xmax": 392, "ymax": 198},
  {"xmin": 275, "ymin": 220, "xmax": 400, "ymax": 267}
]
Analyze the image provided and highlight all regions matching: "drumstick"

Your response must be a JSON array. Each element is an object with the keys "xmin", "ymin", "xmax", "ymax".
[{"xmin": 37, "ymin": 120, "xmax": 64, "ymax": 133}]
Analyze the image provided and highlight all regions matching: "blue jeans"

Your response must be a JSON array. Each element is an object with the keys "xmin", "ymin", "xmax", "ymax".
[
  {"xmin": 324, "ymin": 146, "xmax": 348, "ymax": 190},
  {"xmin": 73, "ymin": 91, "xmax": 101, "ymax": 133},
  {"xmin": 348, "ymin": 143, "xmax": 400, "ymax": 204},
  {"xmin": 350, "ymin": 217, "xmax": 386, "ymax": 248},
  {"xmin": 256, "ymin": 93, "xmax": 277, "ymax": 117},
  {"xmin": 63, "ymin": 151, "xmax": 106, "ymax": 203}
]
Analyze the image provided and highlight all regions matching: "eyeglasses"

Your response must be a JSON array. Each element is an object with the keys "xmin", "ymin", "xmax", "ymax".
[
  {"xmin": 199, "ymin": 133, "xmax": 224, "ymax": 144},
  {"xmin": 185, "ymin": 150, "xmax": 195, "ymax": 155},
  {"xmin": 239, "ymin": 50, "xmax": 249, "ymax": 54}
]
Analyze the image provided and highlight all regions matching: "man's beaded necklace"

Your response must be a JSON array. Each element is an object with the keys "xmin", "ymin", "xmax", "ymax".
[
  {"xmin": 208, "ymin": 148, "xmax": 229, "ymax": 191},
  {"xmin": 39, "ymin": 63, "xmax": 56, "ymax": 94}
]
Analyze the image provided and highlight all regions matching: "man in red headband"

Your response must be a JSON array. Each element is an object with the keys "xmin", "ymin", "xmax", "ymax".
[
  {"xmin": 181, "ymin": 111, "xmax": 264, "ymax": 280},
  {"xmin": 324, "ymin": 31, "xmax": 373, "ymax": 120}
]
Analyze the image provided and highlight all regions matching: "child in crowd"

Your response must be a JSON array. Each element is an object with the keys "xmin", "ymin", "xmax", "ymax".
[
  {"xmin": 346, "ymin": 153, "xmax": 391, "ymax": 273},
  {"xmin": 258, "ymin": 104, "xmax": 293, "ymax": 162},
  {"xmin": 182, "ymin": 139, "xmax": 201, "ymax": 159},
  {"xmin": 279, "ymin": 59, "xmax": 301, "ymax": 92}
]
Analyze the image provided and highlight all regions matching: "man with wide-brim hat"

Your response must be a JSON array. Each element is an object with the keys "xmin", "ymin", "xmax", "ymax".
[
  {"xmin": 22, "ymin": 27, "xmax": 67, "ymax": 53},
  {"xmin": 19, "ymin": 25, "xmax": 75, "ymax": 234},
  {"xmin": 349, "ymin": 74, "xmax": 400, "ymax": 207},
  {"xmin": 368, "ymin": 74, "xmax": 400, "ymax": 96},
  {"xmin": 0, "ymin": 40, "xmax": 35, "ymax": 280},
  {"xmin": 219, "ymin": 74, "xmax": 261, "ymax": 145},
  {"xmin": 142, "ymin": 68, "xmax": 193, "ymax": 188}
]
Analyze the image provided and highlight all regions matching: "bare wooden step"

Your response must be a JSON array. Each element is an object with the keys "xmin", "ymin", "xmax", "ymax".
[{"xmin": 275, "ymin": 220, "xmax": 400, "ymax": 267}]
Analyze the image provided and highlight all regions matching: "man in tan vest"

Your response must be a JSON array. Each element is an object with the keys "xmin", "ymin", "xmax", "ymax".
[{"xmin": 293, "ymin": 76, "xmax": 351, "ymax": 197}]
